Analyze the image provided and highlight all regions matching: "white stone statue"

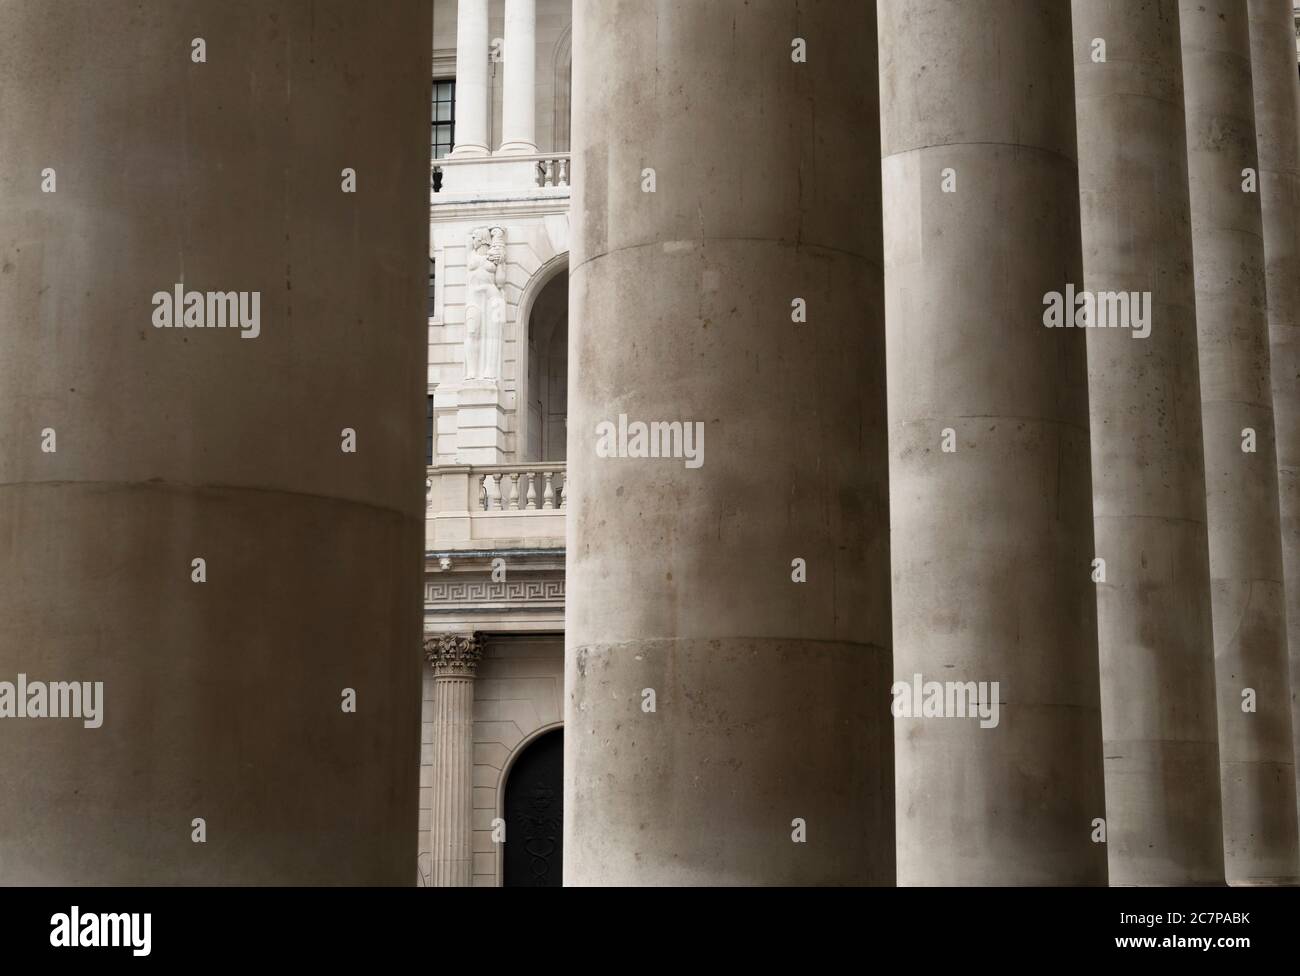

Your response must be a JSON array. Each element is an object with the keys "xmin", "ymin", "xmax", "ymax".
[{"xmin": 463, "ymin": 226, "xmax": 506, "ymax": 381}]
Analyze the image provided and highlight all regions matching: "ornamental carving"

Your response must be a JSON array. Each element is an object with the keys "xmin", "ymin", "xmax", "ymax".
[
  {"xmin": 424, "ymin": 633, "xmax": 483, "ymax": 677},
  {"xmin": 425, "ymin": 576, "xmax": 565, "ymax": 606},
  {"xmin": 463, "ymin": 226, "xmax": 506, "ymax": 382}
]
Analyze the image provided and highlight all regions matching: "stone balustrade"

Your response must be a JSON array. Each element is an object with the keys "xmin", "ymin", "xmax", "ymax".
[
  {"xmin": 432, "ymin": 152, "xmax": 571, "ymax": 195},
  {"xmin": 534, "ymin": 155, "xmax": 570, "ymax": 189},
  {"xmin": 471, "ymin": 464, "xmax": 566, "ymax": 511},
  {"xmin": 426, "ymin": 462, "xmax": 567, "ymax": 550}
]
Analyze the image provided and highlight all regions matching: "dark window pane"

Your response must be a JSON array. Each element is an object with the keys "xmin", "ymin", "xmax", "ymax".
[
  {"xmin": 425, "ymin": 393, "xmax": 434, "ymax": 465},
  {"xmin": 432, "ymin": 79, "xmax": 455, "ymax": 157}
]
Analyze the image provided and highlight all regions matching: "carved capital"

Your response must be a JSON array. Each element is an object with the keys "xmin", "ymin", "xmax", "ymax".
[{"xmin": 424, "ymin": 633, "xmax": 483, "ymax": 677}]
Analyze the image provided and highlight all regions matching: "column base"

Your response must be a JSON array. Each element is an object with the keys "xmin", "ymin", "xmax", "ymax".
[
  {"xmin": 447, "ymin": 144, "xmax": 489, "ymax": 159},
  {"xmin": 496, "ymin": 141, "xmax": 539, "ymax": 156}
]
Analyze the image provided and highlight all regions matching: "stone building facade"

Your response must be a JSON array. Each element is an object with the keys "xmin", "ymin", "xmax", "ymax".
[
  {"xmin": 420, "ymin": 0, "xmax": 1300, "ymax": 887},
  {"xmin": 9, "ymin": 0, "xmax": 1300, "ymax": 891},
  {"xmin": 421, "ymin": 0, "xmax": 572, "ymax": 886}
]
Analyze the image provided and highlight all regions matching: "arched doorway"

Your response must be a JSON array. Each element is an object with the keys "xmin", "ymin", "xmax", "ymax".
[
  {"xmin": 502, "ymin": 727, "xmax": 563, "ymax": 887},
  {"xmin": 524, "ymin": 268, "xmax": 568, "ymax": 462}
]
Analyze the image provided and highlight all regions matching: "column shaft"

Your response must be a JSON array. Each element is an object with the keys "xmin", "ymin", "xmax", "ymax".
[
  {"xmin": 499, "ymin": 0, "xmax": 537, "ymax": 155},
  {"xmin": 879, "ymin": 0, "xmax": 1107, "ymax": 885},
  {"xmin": 1071, "ymin": 0, "xmax": 1224, "ymax": 885},
  {"xmin": 1248, "ymin": 0, "xmax": 1300, "ymax": 836},
  {"xmin": 426, "ymin": 634, "xmax": 481, "ymax": 887},
  {"xmin": 566, "ymin": 0, "xmax": 893, "ymax": 885},
  {"xmin": 1181, "ymin": 0, "xmax": 1300, "ymax": 885},
  {"xmin": 0, "ymin": 0, "xmax": 429, "ymax": 883},
  {"xmin": 429, "ymin": 674, "xmax": 476, "ymax": 886},
  {"xmin": 450, "ymin": 0, "xmax": 490, "ymax": 156}
]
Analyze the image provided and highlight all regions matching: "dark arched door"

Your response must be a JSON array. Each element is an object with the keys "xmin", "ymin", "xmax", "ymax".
[{"xmin": 503, "ymin": 728, "xmax": 563, "ymax": 887}]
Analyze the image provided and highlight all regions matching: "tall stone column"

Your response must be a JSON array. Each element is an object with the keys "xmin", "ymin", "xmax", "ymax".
[
  {"xmin": 0, "ymin": 0, "xmax": 429, "ymax": 883},
  {"xmin": 1181, "ymin": 0, "xmax": 1300, "ymax": 885},
  {"xmin": 450, "ymin": 0, "xmax": 490, "ymax": 156},
  {"xmin": 879, "ymin": 0, "xmax": 1107, "ymax": 885},
  {"xmin": 1070, "ymin": 0, "xmax": 1224, "ymax": 885},
  {"xmin": 566, "ymin": 0, "xmax": 893, "ymax": 885},
  {"xmin": 499, "ymin": 0, "xmax": 537, "ymax": 155},
  {"xmin": 426, "ymin": 634, "xmax": 482, "ymax": 887},
  {"xmin": 1248, "ymin": 0, "xmax": 1300, "ymax": 834}
]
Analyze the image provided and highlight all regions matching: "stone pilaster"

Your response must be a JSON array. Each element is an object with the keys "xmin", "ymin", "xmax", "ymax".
[
  {"xmin": 499, "ymin": 0, "xmax": 538, "ymax": 155},
  {"xmin": 0, "ymin": 0, "xmax": 429, "ymax": 884},
  {"xmin": 450, "ymin": 0, "xmax": 490, "ymax": 157},
  {"xmin": 1247, "ymin": 0, "xmax": 1300, "ymax": 842},
  {"xmin": 879, "ymin": 0, "xmax": 1107, "ymax": 884},
  {"xmin": 566, "ymin": 0, "xmax": 893, "ymax": 885},
  {"xmin": 1071, "ymin": 0, "xmax": 1225, "ymax": 885},
  {"xmin": 1181, "ymin": 0, "xmax": 1300, "ymax": 884},
  {"xmin": 426, "ymin": 633, "xmax": 483, "ymax": 887}
]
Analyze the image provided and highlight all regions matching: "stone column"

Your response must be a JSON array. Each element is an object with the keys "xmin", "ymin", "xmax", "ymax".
[
  {"xmin": 1248, "ymin": 0, "xmax": 1300, "ymax": 835},
  {"xmin": 426, "ymin": 634, "xmax": 482, "ymax": 887},
  {"xmin": 1181, "ymin": 0, "xmax": 1300, "ymax": 885},
  {"xmin": 0, "ymin": 0, "xmax": 429, "ymax": 883},
  {"xmin": 499, "ymin": 0, "xmax": 537, "ymax": 155},
  {"xmin": 566, "ymin": 0, "xmax": 893, "ymax": 885},
  {"xmin": 1070, "ymin": 0, "xmax": 1225, "ymax": 886},
  {"xmin": 450, "ymin": 0, "xmax": 490, "ymax": 156},
  {"xmin": 879, "ymin": 0, "xmax": 1107, "ymax": 885}
]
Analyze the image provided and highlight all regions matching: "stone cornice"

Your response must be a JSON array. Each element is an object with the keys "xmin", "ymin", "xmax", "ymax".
[{"xmin": 430, "ymin": 195, "xmax": 570, "ymax": 222}]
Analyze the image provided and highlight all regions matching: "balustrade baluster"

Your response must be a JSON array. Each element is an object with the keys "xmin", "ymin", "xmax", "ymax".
[
  {"xmin": 447, "ymin": 467, "xmax": 568, "ymax": 514},
  {"xmin": 542, "ymin": 470, "xmax": 555, "ymax": 509}
]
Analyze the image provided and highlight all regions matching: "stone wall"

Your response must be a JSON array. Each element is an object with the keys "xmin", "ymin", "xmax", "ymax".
[{"xmin": 429, "ymin": 212, "xmax": 570, "ymax": 464}]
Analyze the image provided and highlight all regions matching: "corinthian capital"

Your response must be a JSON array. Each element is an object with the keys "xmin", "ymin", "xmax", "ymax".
[{"xmin": 424, "ymin": 633, "xmax": 483, "ymax": 677}]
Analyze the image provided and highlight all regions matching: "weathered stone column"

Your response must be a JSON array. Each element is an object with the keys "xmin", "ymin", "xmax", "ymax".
[
  {"xmin": 1248, "ymin": 0, "xmax": 1300, "ymax": 835},
  {"xmin": 499, "ymin": 0, "xmax": 537, "ymax": 155},
  {"xmin": 1180, "ymin": 0, "xmax": 1300, "ymax": 885},
  {"xmin": 426, "ymin": 634, "xmax": 482, "ymax": 887},
  {"xmin": 566, "ymin": 0, "xmax": 893, "ymax": 885},
  {"xmin": 450, "ymin": 0, "xmax": 490, "ymax": 156},
  {"xmin": 879, "ymin": 0, "xmax": 1107, "ymax": 885},
  {"xmin": 0, "ymin": 0, "xmax": 429, "ymax": 883},
  {"xmin": 1070, "ymin": 0, "xmax": 1225, "ymax": 886}
]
